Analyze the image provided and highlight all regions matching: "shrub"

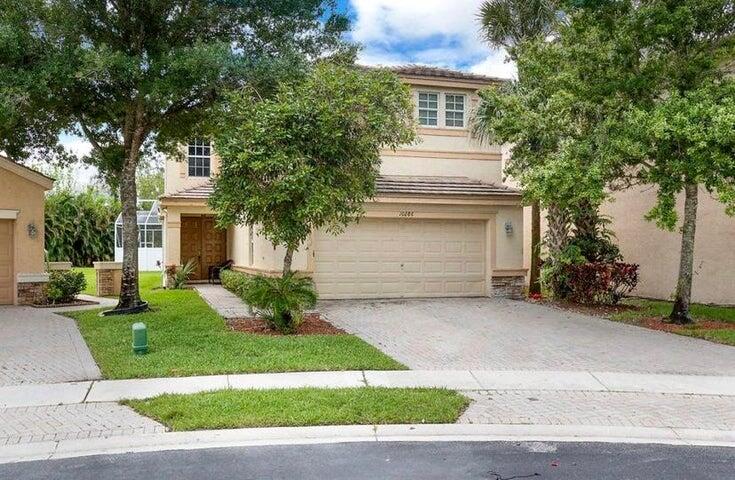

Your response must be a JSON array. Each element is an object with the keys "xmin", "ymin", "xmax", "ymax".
[
  {"xmin": 540, "ymin": 244, "xmax": 585, "ymax": 299},
  {"xmin": 46, "ymin": 270, "xmax": 87, "ymax": 304},
  {"xmin": 221, "ymin": 269, "xmax": 251, "ymax": 297},
  {"xmin": 165, "ymin": 259, "xmax": 197, "ymax": 289},
  {"xmin": 564, "ymin": 262, "xmax": 639, "ymax": 305},
  {"xmin": 242, "ymin": 273, "xmax": 318, "ymax": 334},
  {"xmin": 45, "ymin": 187, "xmax": 119, "ymax": 267}
]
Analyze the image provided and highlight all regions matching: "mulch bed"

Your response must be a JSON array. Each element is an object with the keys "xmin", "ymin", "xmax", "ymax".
[
  {"xmin": 227, "ymin": 313, "xmax": 346, "ymax": 336},
  {"xmin": 32, "ymin": 299, "xmax": 99, "ymax": 308},
  {"xmin": 528, "ymin": 298, "xmax": 641, "ymax": 317},
  {"xmin": 528, "ymin": 297, "xmax": 735, "ymax": 333}
]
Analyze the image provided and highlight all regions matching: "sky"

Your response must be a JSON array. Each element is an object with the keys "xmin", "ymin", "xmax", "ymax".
[
  {"xmin": 61, "ymin": 0, "xmax": 515, "ymax": 185},
  {"xmin": 341, "ymin": 0, "xmax": 516, "ymax": 78}
]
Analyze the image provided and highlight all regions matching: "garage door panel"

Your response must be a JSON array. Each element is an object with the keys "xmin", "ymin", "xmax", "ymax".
[
  {"xmin": 466, "ymin": 261, "xmax": 485, "ymax": 274},
  {"xmin": 465, "ymin": 241, "xmax": 484, "ymax": 255},
  {"xmin": 314, "ymin": 218, "xmax": 487, "ymax": 299}
]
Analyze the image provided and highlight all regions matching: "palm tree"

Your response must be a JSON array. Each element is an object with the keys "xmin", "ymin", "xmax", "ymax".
[
  {"xmin": 477, "ymin": 0, "xmax": 559, "ymax": 295},
  {"xmin": 479, "ymin": 0, "xmax": 559, "ymax": 57}
]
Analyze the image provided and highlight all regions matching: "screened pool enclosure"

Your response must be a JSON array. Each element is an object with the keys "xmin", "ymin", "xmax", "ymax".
[{"xmin": 114, "ymin": 201, "xmax": 163, "ymax": 271}]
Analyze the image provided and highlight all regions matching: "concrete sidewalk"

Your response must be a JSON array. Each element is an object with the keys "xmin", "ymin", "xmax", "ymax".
[
  {"xmin": 2, "ymin": 370, "xmax": 734, "ymax": 408},
  {"xmin": 2, "ymin": 370, "xmax": 734, "ymax": 462}
]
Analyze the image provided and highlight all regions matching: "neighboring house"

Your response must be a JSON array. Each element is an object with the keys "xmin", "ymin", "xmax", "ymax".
[
  {"xmin": 113, "ymin": 200, "xmax": 163, "ymax": 271},
  {"xmin": 603, "ymin": 187, "xmax": 735, "ymax": 305},
  {"xmin": 159, "ymin": 66, "xmax": 527, "ymax": 299},
  {"xmin": 0, "ymin": 155, "xmax": 54, "ymax": 305}
]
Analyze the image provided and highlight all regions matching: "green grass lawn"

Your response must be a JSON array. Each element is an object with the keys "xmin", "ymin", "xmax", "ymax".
[
  {"xmin": 73, "ymin": 268, "xmax": 162, "ymax": 297},
  {"xmin": 73, "ymin": 267, "xmax": 97, "ymax": 296},
  {"xmin": 123, "ymin": 388, "xmax": 469, "ymax": 431},
  {"xmin": 66, "ymin": 275, "xmax": 405, "ymax": 379},
  {"xmin": 610, "ymin": 298, "xmax": 735, "ymax": 346}
]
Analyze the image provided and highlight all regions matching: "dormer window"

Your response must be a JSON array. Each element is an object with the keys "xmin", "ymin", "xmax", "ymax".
[
  {"xmin": 445, "ymin": 94, "xmax": 465, "ymax": 127},
  {"xmin": 418, "ymin": 92, "xmax": 438, "ymax": 126},
  {"xmin": 188, "ymin": 139, "xmax": 211, "ymax": 177}
]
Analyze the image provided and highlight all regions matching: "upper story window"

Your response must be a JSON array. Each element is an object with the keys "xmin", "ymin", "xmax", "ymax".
[
  {"xmin": 445, "ymin": 94, "xmax": 465, "ymax": 127},
  {"xmin": 188, "ymin": 139, "xmax": 211, "ymax": 177},
  {"xmin": 418, "ymin": 92, "xmax": 438, "ymax": 126}
]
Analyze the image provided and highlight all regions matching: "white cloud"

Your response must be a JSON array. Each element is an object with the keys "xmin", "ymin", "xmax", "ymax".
[
  {"xmin": 59, "ymin": 133, "xmax": 99, "ymax": 187},
  {"xmin": 351, "ymin": 0, "xmax": 485, "ymax": 51},
  {"xmin": 60, "ymin": 134, "xmax": 93, "ymax": 158},
  {"xmin": 350, "ymin": 0, "xmax": 514, "ymax": 78},
  {"xmin": 470, "ymin": 50, "xmax": 517, "ymax": 79}
]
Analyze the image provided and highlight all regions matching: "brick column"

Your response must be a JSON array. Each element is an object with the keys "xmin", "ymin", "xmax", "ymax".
[
  {"xmin": 490, "ymin": 270, "xmax": 527, "ymax": 300},
  {"xmin": 93, "ymin": 262, "xmax": 122, "ymax": 297},
  {"xmin": 16, "ymin": 273, "xmax": 49, "ymax": 305}
]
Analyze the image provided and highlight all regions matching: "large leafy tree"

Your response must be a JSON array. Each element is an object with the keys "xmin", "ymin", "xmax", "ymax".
[
  {"xmin": 1, "ymin": 0, "xmax": 351, "ymax": 311},
  {"xmin": 210, "ymin": 63, "xmax": 416, "ymax": 275},
  {"xmin": 0, "ymin": 0, "xmax": 67, "ymax": 162},
  {"xmin": 478, "ymin": 0, "xmax": 735, "ymax": 321},
  {"xmin": 583, "ymin": 0, "xmax": 735, "ymax": 323},
  {"xmin": 477, "ymin": 0, "xmax": 560, "ymax": 295}
]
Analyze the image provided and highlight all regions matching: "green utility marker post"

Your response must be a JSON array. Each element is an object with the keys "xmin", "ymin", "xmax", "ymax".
[{"xmin": 132, "ymin": 322, "xmax": 148, "ymax": 355}]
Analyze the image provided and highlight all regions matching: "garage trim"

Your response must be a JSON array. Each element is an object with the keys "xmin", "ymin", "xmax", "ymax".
[{"xmin": 0, "ymin": 210, "xmax": 19, "ymax": 220}]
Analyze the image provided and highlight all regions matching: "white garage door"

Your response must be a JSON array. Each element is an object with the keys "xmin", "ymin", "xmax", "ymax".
[{"xmin": 313, "ymin": 218, "xmax": 486, "ymax": 299}]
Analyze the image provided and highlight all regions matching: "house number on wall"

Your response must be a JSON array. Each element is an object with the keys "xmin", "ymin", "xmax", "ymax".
[{"xmin": 398, "ymin": 211, "xmax": 415, "ymax": 217}]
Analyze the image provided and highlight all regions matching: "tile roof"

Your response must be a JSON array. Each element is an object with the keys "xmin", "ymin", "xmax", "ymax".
[
  {"xmin": 386, "ymin": 65, "xmax": 506, "ymax": 84},
  {"xmin": 165, "ymin": 182, "xmax": 214, "ymax": 199},
  {"xmin": 163, "ymin": 176, "xmax": 519, "ymax": 201},
  {"xmin": 376, "ymin": 175, "xmax": 519, "ymax": 196}
]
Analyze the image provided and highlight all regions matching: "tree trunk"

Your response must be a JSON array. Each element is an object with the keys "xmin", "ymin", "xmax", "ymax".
[
  {"xmin": 670, "ymin": 183, "xmax": 698, "ymax": 324},
  {"xmin": 116, "ymin": 155, "xmax": 142, "ymax": 309},
  {"xmin": 573, "ymin": 199, "xmax": 599, "ymax": 240},
  {"xmin": 546, "ymin": 203, "xmax": 570, "ymax": 261},
  {"xmin": 545, "ymin": 203, "xmax": 571, "ymax": 298},
  {"xmin": 115, "ymin": 105, "xmax": 147, "ymax": 311},
  {"xmin": 529, "ymin": 201, "xmax": 542, "ymax": 295},
  {"xmin": 282, "ymin": 247, "xmax": 294, "ymax": 277}
]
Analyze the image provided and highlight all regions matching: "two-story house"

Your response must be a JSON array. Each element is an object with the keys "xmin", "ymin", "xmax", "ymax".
[{"xmin": 159, "ymin": 66, "xmax": 527, "ymax": 299}]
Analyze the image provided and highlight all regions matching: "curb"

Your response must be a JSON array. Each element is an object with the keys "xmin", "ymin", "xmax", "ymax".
[{"xmin": 1, "ymin": 424, "xmax": 734, "ymax": 465}]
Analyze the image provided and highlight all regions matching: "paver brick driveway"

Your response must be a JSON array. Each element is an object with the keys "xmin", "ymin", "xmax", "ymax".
[
  {"xmin": 321, "ymin": 298, "xmax": 735, "ymax": 375},
  {"xmin": 0, "ymin": 306, "xmax": 100, "ymax": 386}
]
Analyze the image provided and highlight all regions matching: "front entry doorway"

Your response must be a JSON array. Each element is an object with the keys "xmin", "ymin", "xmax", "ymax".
[{"xmin": 180, "ymin": 216, "xmax": 227, "ymax": 281}]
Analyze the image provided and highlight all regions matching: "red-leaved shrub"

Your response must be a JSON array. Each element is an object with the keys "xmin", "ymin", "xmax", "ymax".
[{"xmin": 564, "ymin": 262, "xmax": 639, "ymax": 305}]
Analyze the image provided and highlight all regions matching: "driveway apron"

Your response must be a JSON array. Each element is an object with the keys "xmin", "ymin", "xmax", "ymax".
[
  {"xmin": 0, "ymin": 306, "xmax": 101, "ymax": 386},
  {"xmin": 320, "ymin": 298, "xmax": 735, "ymax": 375}
]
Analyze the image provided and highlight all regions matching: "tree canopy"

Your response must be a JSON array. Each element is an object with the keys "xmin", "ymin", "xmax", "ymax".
[
  {"xmin": 1, "ymin": 0, "xmax": 352, "ymax": 310},
  {"xmin": 210, "ymin": 63, "xmax": 416, "ymax": 274},
  {"xmin": 474, "ymin": 0, "xmax": 735, "ymax": 320}
]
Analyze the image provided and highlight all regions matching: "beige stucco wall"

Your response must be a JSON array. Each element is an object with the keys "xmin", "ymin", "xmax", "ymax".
[
  {"xmin": 160, "ymin": 74, "xmax": 525, "ymax": 292},
  {"xmin": 602, "ymin": 186, "xmax": 735, "ymax": 305},
  {"xmin": 0, "ymin": 160, "xmax": 52, "ymax": 303},
  {"xmin": 525, "ymin": 185, "xmax": 734, "ymax": 305},
  {"xmin": 164, "ymin": 149, "xmax": 221, "ymax": 196}
]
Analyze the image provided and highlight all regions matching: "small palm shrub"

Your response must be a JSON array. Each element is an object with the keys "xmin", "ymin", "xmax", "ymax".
[
  {"xmin": 243, "ymin": 273, "xmax": 318, "ymax": 334},
  {"xmin": 166, "ymin": 259, "xmax": 197, "ymax": 289},
  {"xmin": 46, "ymin": 270, "xmax": 87, "ymax": 304}
]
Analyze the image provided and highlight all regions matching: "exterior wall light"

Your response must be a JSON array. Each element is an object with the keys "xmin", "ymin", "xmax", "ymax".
[
  {"xmin": 27, "ymin": 222, "xmax": 38, "ymax": 239},
  {"xmin": 504, "ymin": 220, "xmax": 514, "ymax": 236}
]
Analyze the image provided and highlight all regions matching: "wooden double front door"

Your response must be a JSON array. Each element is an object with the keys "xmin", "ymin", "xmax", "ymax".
[{"xmin": 180, "ymin": 216, "xmax": 227, "ymax": 281}]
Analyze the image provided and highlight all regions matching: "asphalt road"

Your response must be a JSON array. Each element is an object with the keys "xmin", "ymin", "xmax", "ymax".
[{"xmin": 2, "ymin": 441, "xmax": 734, "ymax": 479}]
